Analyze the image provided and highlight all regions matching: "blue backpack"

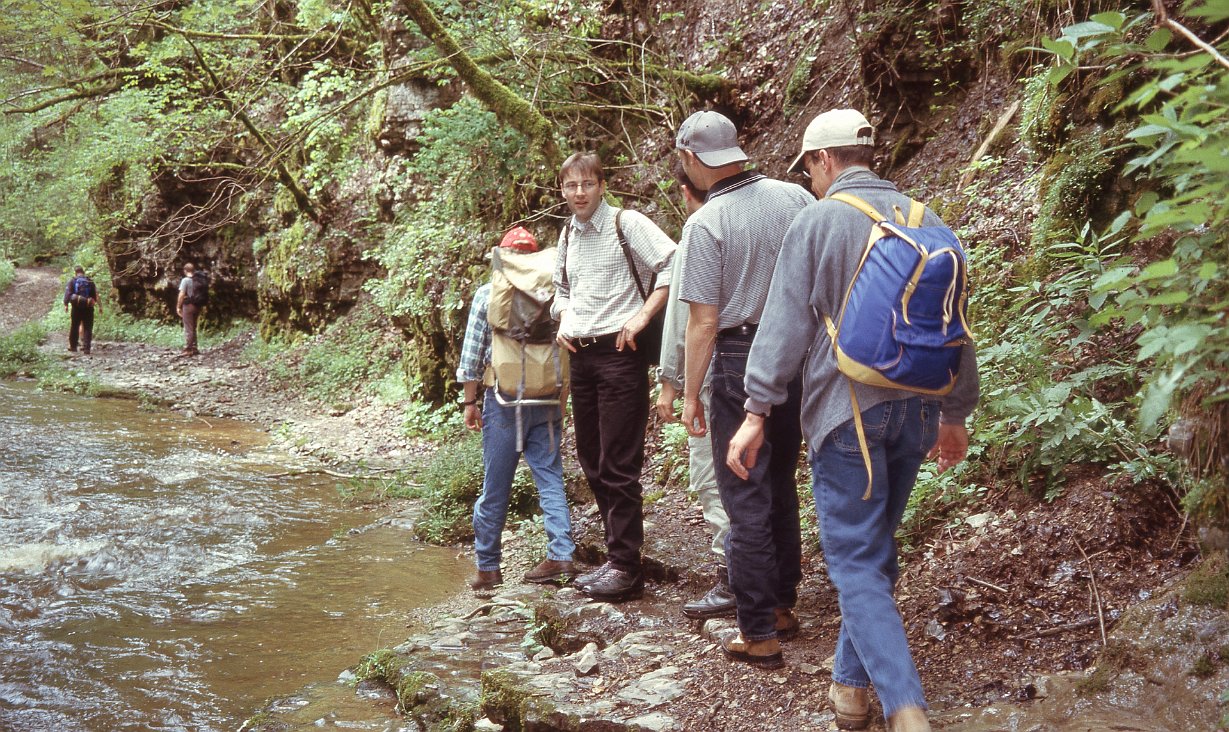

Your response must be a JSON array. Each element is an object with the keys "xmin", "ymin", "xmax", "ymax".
[{"xmin": 824, "ymin": 193, "xmax": 972, "ymax": 497}]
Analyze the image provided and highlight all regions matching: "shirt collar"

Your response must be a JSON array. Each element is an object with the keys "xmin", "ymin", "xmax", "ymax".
[
  {"xmin": 705, "ymin": 170, "xmax": 764, "ymax": 202},
  {"xmin": 571, "ymin": 199, "xmax": 614, "ymax": 234}
]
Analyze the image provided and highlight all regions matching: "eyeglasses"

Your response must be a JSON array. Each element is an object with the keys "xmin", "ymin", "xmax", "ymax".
[{"xmin": 563, "ymin": 180, "xmax": 600, "ymax": 193}]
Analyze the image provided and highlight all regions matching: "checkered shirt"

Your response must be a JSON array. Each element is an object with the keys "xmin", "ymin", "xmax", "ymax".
[
  {"xmin": 456, "ymin": 283, "xmax": 492, "ymax": 383},
  {"xmin": 551, "ymin": 200, "xmax": 676, "ymax": 338}
]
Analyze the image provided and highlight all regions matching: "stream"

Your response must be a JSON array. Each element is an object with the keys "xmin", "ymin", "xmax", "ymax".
[{"xmin": 0, "ymin": 381, "xmax": 468, "ymax": 731}]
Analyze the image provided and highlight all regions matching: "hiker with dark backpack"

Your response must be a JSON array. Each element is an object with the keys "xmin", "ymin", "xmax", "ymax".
[
  {"xmin": 726, "ymin": 109, "xmax": 980, "ymax": 732},
  {"xmin": 62, "ymin": 265, "xmax": 100, "ymax": 355},
  {"xmin": 176, "ymin": 262, "xmax": 207, "ymax": 356},
  {"xmin": 458, "ymin": 226, "xmax": 576, "ymax": 592},
  {"xmin": 552, "ymin": 152, "xmax": 676, "ymax": 603}
]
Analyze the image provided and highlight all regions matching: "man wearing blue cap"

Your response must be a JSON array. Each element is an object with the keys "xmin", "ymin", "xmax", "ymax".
[{"xmin": 674, "ymin": 110, "xmax": 813, "ymax": 669}]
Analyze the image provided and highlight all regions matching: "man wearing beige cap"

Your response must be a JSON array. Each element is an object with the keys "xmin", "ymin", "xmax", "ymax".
[
  {"xmin": 726, "ymin": 109, "xmax": 980, "ymax": 731},
  {"xmin": 674, "ymin": 110, "xmax": 813, "ymax": 669}
]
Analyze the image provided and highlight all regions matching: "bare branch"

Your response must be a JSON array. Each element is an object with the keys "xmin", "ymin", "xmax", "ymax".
[{"xmin": 1151, "ymin": 0, "xmax": 1229, "ymax": 71}]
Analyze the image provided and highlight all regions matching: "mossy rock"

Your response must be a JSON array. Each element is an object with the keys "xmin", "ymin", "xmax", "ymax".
[{"xmin": 1183, "ymin": 553, "xmax": 1229, "ymax": 609}]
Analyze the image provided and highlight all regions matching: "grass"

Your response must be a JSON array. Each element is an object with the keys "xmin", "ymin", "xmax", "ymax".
[{"xmin": 0, "ymin": 258, "xmax": 14, "ymax": 292}]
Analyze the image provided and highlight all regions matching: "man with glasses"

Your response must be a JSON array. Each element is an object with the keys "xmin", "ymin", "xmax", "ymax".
[
  {"xmin": 675, "ymin": 110, "xmax": 813, "ymax": 669},
  {"xmin": 726, "ymin": 108, "xmax": 979, "ymax": 732},
  {"xmin": 552, "ymin": 152, "xmax": 676, "ymax": 602}
]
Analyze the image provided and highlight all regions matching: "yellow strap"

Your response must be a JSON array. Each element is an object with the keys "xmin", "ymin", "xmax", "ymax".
[
  {"xmin": 907, "ymin": 198, "xmax": 926, "ymax": 226},
  {"xmin": 829, "ymin": 193, "xmax": 885, "ymax": 222},
  {"xmin": 847, "ymin": 380, "xmax": 873, "ymax": 500}
]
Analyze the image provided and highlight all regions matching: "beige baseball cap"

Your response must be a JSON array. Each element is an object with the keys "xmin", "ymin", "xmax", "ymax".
[{"xmin": 787, "ymin": 109, "xmax": 875, "ymax": 173}]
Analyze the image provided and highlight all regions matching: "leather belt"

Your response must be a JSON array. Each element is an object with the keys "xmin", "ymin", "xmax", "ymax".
[
  {"xmin": 717, "ymin": 323, "xmax": 758, "ymax": 338},
  {"xmin": 572, "ymin": 332, "xmax": 619, "ymax": 348}
]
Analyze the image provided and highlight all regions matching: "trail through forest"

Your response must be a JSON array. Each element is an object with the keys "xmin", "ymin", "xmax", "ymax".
[{"xmin": 3, "ymin": 268, "xmax": 1226, "ymax": 730}]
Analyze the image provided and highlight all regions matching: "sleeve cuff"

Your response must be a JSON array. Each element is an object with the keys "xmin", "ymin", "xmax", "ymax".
[{"xmin": 744, "ymin": 398, "xmax": 772, "ymax": 417}]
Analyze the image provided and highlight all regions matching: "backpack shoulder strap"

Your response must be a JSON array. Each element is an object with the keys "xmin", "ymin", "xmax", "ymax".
[
  {"xmin": 906, "ymin": 198, "xmax": 926, "ymax": 226},
  {"xmin": 614, "ymin": 209, "xmax": 650, "ymax": 302},
  {"xmin": 828, "ymin": 193, "xmax": 884, "ymax": 222}
]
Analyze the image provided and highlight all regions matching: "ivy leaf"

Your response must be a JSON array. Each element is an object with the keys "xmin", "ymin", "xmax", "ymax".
[
  {"xmin": 1136, "ymin": 259, "xmax": 1178, "ymax": 281},
  {"xmin": 1092, "ymin": 265, "xmax": 1135, "ymax": 291},
  {"xmin": 1041, "ymin": 37, "xmax": 1075, "ymax": 61},
  {"xmin": 1144, "ymin": 27, "xmax": 1173, "ymax": 51},
  {"xmin": 1197, "ymin": 262, "xmax": 1218, "ymax": 280}
]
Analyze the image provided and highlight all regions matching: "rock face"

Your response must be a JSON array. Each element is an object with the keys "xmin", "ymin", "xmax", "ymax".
[{"xmin": 95, "ymin": 164, "xmax": 261, "ymax": 321}]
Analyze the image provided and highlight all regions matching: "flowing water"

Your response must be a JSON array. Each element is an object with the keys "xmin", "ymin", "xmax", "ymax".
[{"xmin": 0, "ymin": 381, "xmax": 469, "ymax": 731}]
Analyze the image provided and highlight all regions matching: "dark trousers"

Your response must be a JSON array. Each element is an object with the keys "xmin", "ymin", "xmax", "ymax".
[
  {"xmin": 569, "ymin": 339, "xmax": 649, "ymax": 571},
  {"xmin": 181, "ymin": 303, "xmax": 200, "ymax": 352},
  {"xmin": 69, "ymin": 304, "xmax": 94, "ymax": 353},
  {"xmin": 709, "ymin": 333, "xmax": 804, "ymax": 640}
]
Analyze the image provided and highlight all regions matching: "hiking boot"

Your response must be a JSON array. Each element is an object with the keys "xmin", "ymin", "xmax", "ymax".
[
  {"xmin": 470, "ymin": 569, "xmax": 503, "ymax": 591},
  {"xmin": 828, "ymin": 681, "xmax": 870, "ymax": 730},
  {"xmin": 583, "ymin": 567, "xmax": 643, "ymax": 603},
  {"xmin": 721, "ymin": 632, "xmax": 784, "ymax": 669},
  {"xmin": 887, "ymin": 706, "xmax": 930, "ymax": 732},
  {"xmin": 774, "ymin": 607, "xmax": 800, "ymax": 641},
  {"xmin": 523, "ymin": 559, "xmax": 575, "ymax": 584},
  {"xmin": 573, "ymin": 561, "xmax": 614, "ymax": 590},
  {"xmin": 682, "ymin": 580, "xmax": 737, "ymax": 619}
]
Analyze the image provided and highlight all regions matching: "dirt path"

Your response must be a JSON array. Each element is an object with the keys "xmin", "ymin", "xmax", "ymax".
[
  {"xmin": 1, "ymin": 267, "xmax": 421, "ymax": 467},
  {"xmin": 5, "ymin": 267, "xmax": 1225, "ymax": 731},
  {"xmin": 0, "ymin": 266, "xmax": 60, "ymax": 334}
]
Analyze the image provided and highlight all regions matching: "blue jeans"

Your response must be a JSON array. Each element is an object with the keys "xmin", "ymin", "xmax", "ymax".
[
  {"xmin": 811, "ymin": 396, "xmax": 939, "ymax": 719},
  {"xmin": 709, "ymin": 334, "xmax": 803, "ymax": 640},
  {"xmin": 473, "ymin": 388, "xmax": 574, "ymax": 571}
]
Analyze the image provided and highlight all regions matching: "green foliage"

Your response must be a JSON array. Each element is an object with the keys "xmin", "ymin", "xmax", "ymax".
[
  {"xmin": 1038, "ymin": 4, "xmax": 1229, "ymax": 524},
  {"xmin": 400, "ymin": 428, "xmax": 540, "ymax": 545},
  {"xmin": 403, "ymin": 431, "xmax": 485, "ymax": 544},
  {"xmin": 651, "ymin": 420, "xmax": 691, "ymax": 488},
  {"xmin": 0, "ymin": 257, "xmax": 14, "ymax": 292},
  {"xmin": 0, "ymin": 322, "xmax": 50, "ymax": 377}
]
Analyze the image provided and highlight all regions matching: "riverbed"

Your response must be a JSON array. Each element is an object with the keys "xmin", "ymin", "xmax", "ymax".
[{"xmin": 0, "ymin": 381, "xmax": 468, "ymax": 731}]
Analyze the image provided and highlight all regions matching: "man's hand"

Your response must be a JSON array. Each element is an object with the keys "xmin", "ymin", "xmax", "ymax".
[
  {"xmin": 617, "ymin": 311, "xmax": 649, "ymax": 351},
  {"xmin": 463, "ymin": 403, "xmax": 483, "ymax": 431},
  {"xmin": 556, "ymin": 309, "xmax": 577, "ymax": 352},
  {"xmin": 726, "ymin": 414, "xmax": 766, "ymax": 480},
  {"xmin": 682, "ymin": 396, "xmax": 706, "ymax": 437},
  {"xmin": 928, "ymin": 422, "xmax": 969, "ymax": 473},
  {"xmin": 656, "ymin": 382, "xmax": 678, "ymax": 422}
]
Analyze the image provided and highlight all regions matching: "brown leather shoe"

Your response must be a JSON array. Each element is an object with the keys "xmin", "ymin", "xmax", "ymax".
[
  {"xmin": 774, "ymin": 607, "xmax": 800, "ymax": 641},
  {"xmin": 721, "ymin": 632, "xmax": 784, "ymax": 669},
  {"xmin": 828, "ymin": 681, "xmax": 870, "ymax": 730},
  {"xmin": 887, "ymin": 705, "xmax": 930, "ymax": 732},
  {"xmin": 523, "ymin": 559, "xmax": 574, "ymax": 584},
  {"xmin": 469, "ymin": 569, "xmax": 502, "ymax": 591}
]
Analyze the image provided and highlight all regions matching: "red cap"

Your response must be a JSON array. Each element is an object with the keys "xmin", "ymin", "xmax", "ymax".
[{"xmin": 499, "ymin": 226, "xmax": 538, "ymax": 253}]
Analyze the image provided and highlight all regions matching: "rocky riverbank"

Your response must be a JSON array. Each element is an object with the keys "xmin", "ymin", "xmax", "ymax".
[{"xmin": 4, "ymin": 269, "xmax": 1227, "ymax": 731}]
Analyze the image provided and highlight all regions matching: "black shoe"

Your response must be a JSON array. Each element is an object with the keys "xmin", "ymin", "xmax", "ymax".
[
  {"xmin": 682, "ymin": 581, "xmax": 737, "ymax": 619},
  {"xmin": 584, "ymin": 567, "xmax": 643, "ymax": 603},
  {"xmin": 573, "ymin": 561, "xmax": 614, "ymax": 590}
]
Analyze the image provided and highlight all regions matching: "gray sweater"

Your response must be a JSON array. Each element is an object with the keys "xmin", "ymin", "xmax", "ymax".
[{"xmin": 743, "ymin": 167, "xmax": 980, "ymax": 448}]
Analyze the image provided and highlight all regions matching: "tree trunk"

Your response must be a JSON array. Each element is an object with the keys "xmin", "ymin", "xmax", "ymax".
[{"xmin": 397, "ymin": 0, "xmax": 562, "ymax": 168}]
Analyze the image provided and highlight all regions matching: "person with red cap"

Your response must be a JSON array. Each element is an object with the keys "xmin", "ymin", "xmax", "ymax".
[{"xmin": 458, "ymin": 225, "xmax": 576, "ymax": 591}]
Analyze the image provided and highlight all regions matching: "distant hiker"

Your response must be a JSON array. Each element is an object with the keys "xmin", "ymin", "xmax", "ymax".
[
  {"xmin": 726, "ymin": 109, "xmax": 980, "ymax": 731},
  {"xmin": 553, "ymin": 152, "xmax": 676, "ymax": 603},
  {"xmin": 674, "ymin": 110, "xmax": 813, "ymax": 670},
  {"xmin": 655, "ymin": 162, "xmax": 735, "ymax": 620},
  {"xmin": 458, "ymin": 226, "xmax": 575, "ymax": 591},
  {"xmin": 62, "ymin": 265, "xmax": 100, "ymax": 355},
  {"xmin": 176, "ymin": 263, "xmax": 207, "ymax": 356}
]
